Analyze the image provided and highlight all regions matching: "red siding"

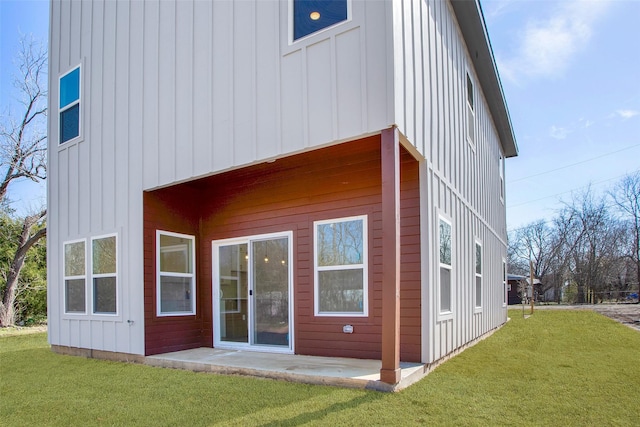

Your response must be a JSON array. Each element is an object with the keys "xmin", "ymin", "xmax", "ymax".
[
  {"xmin": 143, "ymin": 186, "xmax": 204, "ymax": 355},
  {"xmin": 143, "ymin": 135, "xmax": 421, "ymax": 361}
]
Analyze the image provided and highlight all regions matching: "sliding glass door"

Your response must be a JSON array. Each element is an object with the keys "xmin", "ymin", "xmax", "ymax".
[{"xmin": 213, "ymin": 232, "xmax": 292, "ymax": 352}]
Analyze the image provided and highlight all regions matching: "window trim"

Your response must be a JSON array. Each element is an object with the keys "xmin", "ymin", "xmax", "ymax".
[
  {"xmin": 474, "ymin": 240, "xmax": 483, "ymax": 312},
  {"xmin": 156, "ymin": 230, "xmax": 197, "ymax": 317},
  {"xmin": 313, "ymin": 215, "xmax": 368, "ymax": 317},
  {"xmin": 63, "ymin": 238, "xmax": 88, "ymax": 315},
  {"xmin": 91, "ymin": 233, "xmax": 118, "ymax": 316},
  {"xmin": 438, "ymin": 215, "xmax": 453, "ymax": 317},
  {"xmin": 58, "ymin": 64, "xmax": 82, "ymax": 145},
  {"xmin": 290, "ymin": 0, "xmax": 352, "ymax": 44}
]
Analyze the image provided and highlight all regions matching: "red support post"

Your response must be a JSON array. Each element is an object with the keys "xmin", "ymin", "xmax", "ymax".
[{"xmin": 379, "ymin": 127, "xmax": 401, "ymax": 385}]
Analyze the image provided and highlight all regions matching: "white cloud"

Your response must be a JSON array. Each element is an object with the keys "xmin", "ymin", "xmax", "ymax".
[
  {"xmin": 616, "ymin": 109, "xmax": 639, "ymax": 119},
  {"xmin": 497, "ymin": 0, "xmax": 611, "ymax": 82},
  {"xmin": 550, "ymin": 125, "xmax": 570, "ymax": 140}
]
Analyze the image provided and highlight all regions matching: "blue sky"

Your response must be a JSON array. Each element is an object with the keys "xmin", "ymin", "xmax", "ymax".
[
  {"xmin": 1, "ymin": 0, "xmax": 639, "ymax": 231},
  {"xmin": 1, "ymin": 0, "xmax": 49, "ymax": 214},
  {"xmin": 483, "ymin": 0, "xmax": 640, "ymax": 230}
]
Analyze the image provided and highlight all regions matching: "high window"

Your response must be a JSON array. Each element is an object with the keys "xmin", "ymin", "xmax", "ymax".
[
  {"xmin": 293, "ymin": 0, "xmax": 348, "ymax": 41},
  {"xmin": 499, "ymin": 153, "xmax": 505, "ymax": 203},
  {"xmin": 314, "ymin": 216, "xmax": 367, "ymax": 316},
  {"xmin": 64, "ymin": 240, "xmax": 87, "ymax": 314},
  {"xmin": 475, "ymin": 241, "xmax": 482, "ymax": 309},
  {"xmin": 92, "ymin": 235, "xmax": 117, "ymax": 314},
  {"xmin": 59, "ymin": 66, "xmax": 81, "ymax": 144},
  {"xmin": 466, "ymin": 73, "xmax": 475, "ymax": 146},
  {"xmin": 157, "ymin": 231, "xmax": 196, "ymax": 316},
  {"xmin": 439, "ymin": 217, "xmax": 452, "ymax": 313}
]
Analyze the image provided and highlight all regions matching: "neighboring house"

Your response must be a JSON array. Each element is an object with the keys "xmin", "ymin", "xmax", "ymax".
[
  {"xmin": 507, "ymin": 274, "xmax": 542, "ymax": 305},
  {"xmin": 47, "ymin": 0, "xmax": 517, "ymax": 385}
]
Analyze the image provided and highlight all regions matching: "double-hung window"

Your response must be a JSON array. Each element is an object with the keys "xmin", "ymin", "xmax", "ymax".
[
  {"xmin": 59, "ymin": 66, "xmax": 81, "ymax": 144},
  {"xmin": 475, "ymin": 241, "xmax": 482, "ymax": 309},
  {"xmin": 499, "ymin": 153, "xmax": 505, "ymax": 203},
  {"xmin": 293, "ymin": 0, "xmax": 349, "ymax": 41},
  {"xmin": 64, "ymin": 235, "xmax": 119, "ymax": 316},
  {"xmin": 314, "ymin": 216, "xmax": 367, "ymax": 316},
  {"xmin": 502, "ymin": 259, "xmax": 507, "ymax": 306},
  {"xmin": 92, "ymin": 235, "xmax": 117, "ymax": 314},
  {"xmin": 64, "ymin": 240, "xmax": 87, "ymax": 314},
  {"xmin": 466, "ymin": 73, "xmax": 475, "ymax": 146},
  {"xmin": 439, "ymin": 218, "xmax": 452, "ymax": 313},
  {"xmin": 157, "ymin": 231, "xmax": 196, "ymax": 316}
]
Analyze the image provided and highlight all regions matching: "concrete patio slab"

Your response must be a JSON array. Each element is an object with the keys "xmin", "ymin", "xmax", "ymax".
[{"xmin": 145, "ymin": 348, "xmax": 426, "ymax": 392}]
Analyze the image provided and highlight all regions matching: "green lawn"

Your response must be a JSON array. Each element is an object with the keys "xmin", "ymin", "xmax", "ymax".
[{"xmin": 1, "ymin": 310, "xmax": 639, "ymax": 426}]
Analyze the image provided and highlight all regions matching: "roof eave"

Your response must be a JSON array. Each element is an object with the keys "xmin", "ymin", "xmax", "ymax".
[{"xmin": 450, "ymin": 0, "xmax": 518, "ymax": 158}]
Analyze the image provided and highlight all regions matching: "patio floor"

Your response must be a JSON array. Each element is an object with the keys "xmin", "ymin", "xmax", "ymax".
[{"xmin": 145, "ymin": 348, "xmax": 427, "ymax": 392}]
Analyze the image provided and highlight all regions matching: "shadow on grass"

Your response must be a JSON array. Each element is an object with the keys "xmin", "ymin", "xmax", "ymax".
[{"xmin": 257, "ymin": 392, "xmax": 383, "ymax": 427}]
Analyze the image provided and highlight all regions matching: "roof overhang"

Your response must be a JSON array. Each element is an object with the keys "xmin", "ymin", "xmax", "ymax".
[{"xmin": 450, "ymin": 0, "xmax": 518, "ymax": 158}]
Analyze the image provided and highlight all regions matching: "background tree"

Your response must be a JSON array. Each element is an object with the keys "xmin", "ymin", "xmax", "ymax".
[
  {"xmin": 557, "ymin": 189, "xmax": 621, "ymax": 304},
  {"xmin": 508, "ymin": 220, "xmax": 566, "ymax": 302},
  {"xmin": 610, "ymin": 171, "xmax": 640, "ymax": 303},
  {"xmin": 507, "ymin": 177, "xmax": 638, "ymax": 305},
  {"xmin": 0, "ymin": 36, "xmax": 48, "ymax": 327}
]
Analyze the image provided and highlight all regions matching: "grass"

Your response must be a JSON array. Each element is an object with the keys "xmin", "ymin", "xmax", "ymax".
[{"xmin": 1, "ymin": 310, "xmax": 639, "ymax": 426}]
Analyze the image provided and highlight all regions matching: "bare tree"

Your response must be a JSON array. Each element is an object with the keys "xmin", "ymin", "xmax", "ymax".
[
  {"xmin": 610, "ymin": 171, "xmax": 640, "ymax": 302},
  {"xmin": 558, "ymin": 189, "xmax": 622, "ymax": 304},
  {"xmin": 508, "ymin": 220, "xmax": 566, "ymax": 302},
  {"xmin": 0, "ymin": 36, "xmax": 48, "ymax": 327}
]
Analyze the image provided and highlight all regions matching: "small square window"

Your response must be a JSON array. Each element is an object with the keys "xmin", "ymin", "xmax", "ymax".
[{"xmin": 293, "ymin": 0, "xmax": 348, "ymax": 41}]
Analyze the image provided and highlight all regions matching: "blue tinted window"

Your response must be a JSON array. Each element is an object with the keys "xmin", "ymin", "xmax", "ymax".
[
  {"xmin": 294, "ymin": 0, "xmax": 348, "ymax": 41},
  {"xmin": 60, "ymin": 104, "xmax": 79, "ymax": 143},
  {"xmin": 60, "ymin": 67, "xmax": 80, "ymax": 108}
]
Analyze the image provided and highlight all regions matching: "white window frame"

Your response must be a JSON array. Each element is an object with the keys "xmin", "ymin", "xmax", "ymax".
[
  {"xmin": 63, "ymin": 238, "xmax": 87, "ymax": 315},
  {"xmin": 438, "ymin": 215, "xmax": 453, "ymax": 317},
  {"xmin": 156, "ymin": 230, "xmax": 196, "ymax": 317},
  {"xmin": 502, "ymin": 259, "xmax": 508, "ymax": 307},
  {"xmin": 289, "ymin": 0, "xmax": 353, "ymax": 44},
  {"xmin": 91, "ymin": 233, "xmax": 118, "ymax": 316},
  {"xmin": 58, "ymin": 64, "xmax": 82, "ymax": 145},
  {"xmin": 499, "ymin": 153, "xmax": 505, "ymax": 203},
  {"xmin": 314, "ymin": 215, "xmax": 368, "ymax": 317},
  {"xmin": 474, "ymin": 240, "xmax": 483, "ymax": 311},
  {"xmin": 466, "ymin": 72, "xmax": 475, "ymax": 148}
]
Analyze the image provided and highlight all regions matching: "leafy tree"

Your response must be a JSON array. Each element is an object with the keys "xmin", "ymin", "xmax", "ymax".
[{"xmin": 0, "ymin": 211, "xmax": 46, "ymax": 324}]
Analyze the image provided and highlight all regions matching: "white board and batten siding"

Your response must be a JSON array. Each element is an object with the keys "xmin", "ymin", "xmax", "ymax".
[
  {"xmin": 48, "ymin": 0, "xmax": 393, "ymax": 355},
  {"xmin": 389, "ymin": 0, "xmax": 509, "ymax": 364},
  {"xmin": 48, "ymin": 0, "xmax": 512, "ymax": 361}
]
